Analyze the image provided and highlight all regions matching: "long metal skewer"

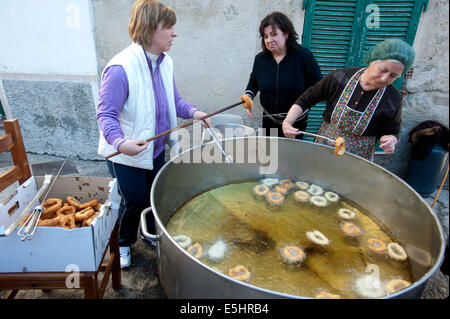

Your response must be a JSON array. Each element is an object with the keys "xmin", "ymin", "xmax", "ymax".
[
  {"xmin": 204, "ymin": 122, "xmax": 233, "ymax": 166},
  {"xmin": 297, "ymin": 130, "xmax": 336, "ymax": 144},
  {"xmin": 106, "ymin": 100, "xmax": 245, "ymax": 159},
  {"xmin": 297, "ymin": 130, "xmax": 346, "ymax": 157}
]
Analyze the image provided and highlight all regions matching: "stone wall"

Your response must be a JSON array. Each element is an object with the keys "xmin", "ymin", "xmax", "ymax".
[
  {"xmin": 0, "ymin": 0, "xmax": 100, "ymax": 160},
  {"xmin": 91, "ymin": 0, "xmax": 305, "ymax": 131},
  {"xmin": 1, "ymin": 0, "xmax": 448, "ymax": 178}
]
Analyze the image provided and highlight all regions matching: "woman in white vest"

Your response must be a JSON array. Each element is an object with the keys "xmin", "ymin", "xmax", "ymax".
[{"xmin": 97, "ymin": 0, "xmax": 211, "ymax": 269}]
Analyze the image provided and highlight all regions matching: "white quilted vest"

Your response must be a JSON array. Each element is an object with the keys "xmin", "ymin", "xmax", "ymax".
[{"xmin": 97, "ymin": 43, "xmax": 177, "ymax": 170}]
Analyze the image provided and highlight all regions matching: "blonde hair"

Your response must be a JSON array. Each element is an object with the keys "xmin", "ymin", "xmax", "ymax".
[{"xmin": 128, "ymin": 0, "xmax": 176, "ymax": 48}]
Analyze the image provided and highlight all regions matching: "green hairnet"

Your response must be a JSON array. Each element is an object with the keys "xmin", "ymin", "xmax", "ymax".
[{"xmin": 363, "ymin": 38, "xmax": 415, "ymax": 74}]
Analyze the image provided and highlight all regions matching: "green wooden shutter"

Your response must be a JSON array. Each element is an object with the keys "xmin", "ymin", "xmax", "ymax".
[
  {"xmin": 301, "ymin": 0, "xmax": 428, "ymax": 142},
  {"xmin": 357, "ymin": 0, "xmax": 428, "ymax": 89},
  {"xmin": 301, "ymin": 0, "xmax": 362, "ymax": 140}
]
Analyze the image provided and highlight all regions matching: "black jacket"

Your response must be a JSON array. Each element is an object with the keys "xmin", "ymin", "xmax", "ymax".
[
  {"xmin": 245, "ymin": 44, "xmax": 322, "ymax": 118},
  {"xmin": 295, "ymin": 67, "xmax": 403, "ymax": 139}
]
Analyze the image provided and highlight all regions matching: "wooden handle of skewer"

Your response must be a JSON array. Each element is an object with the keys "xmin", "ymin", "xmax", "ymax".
[{"xmin": 105, "ymin": 100, "xmax": 244, "ymax": 159}]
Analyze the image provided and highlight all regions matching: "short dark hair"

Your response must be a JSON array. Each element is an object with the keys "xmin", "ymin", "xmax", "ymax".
[{"xmin": 259, "ymin": 12, "xmax": 299, "ymax": 55}]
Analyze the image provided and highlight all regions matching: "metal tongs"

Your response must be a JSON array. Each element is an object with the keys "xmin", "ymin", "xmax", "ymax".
[
  {"xmin": 16, "ymin": 158, "xmax": 68, "ymax": 240},
  {"xmin": 203, "ymin": 121, "xmax": 233, "ymax": 166},
  {"xmin": 16, "ymin": 174, "xmax": 53, "ymax": 240}
]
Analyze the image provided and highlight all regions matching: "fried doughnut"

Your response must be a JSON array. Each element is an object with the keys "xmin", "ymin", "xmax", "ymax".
[
  {"xmin": 187, "ymin": 243, "xmax": 203, "ymax": 259},
  {"xmin": 82, "ymin": 212, "xmax": 98, "ymax": 227},
  {"xmin": 59, "ymin": 214, "xmax": 76, "ymax": 229},
  {"xmin": 241, "ymin": 94, "xmax": 253, "ymax": 110},
  {"xmin": 315, "ymin": 291, "xmax": 342, "ymax": 299},
  {"xmin": 387, "ymin": 243, "xmax": 408, "ymax": 261},
  {"xmin": 310, "ymin": 195, "xmax": 328, "ymax": 207},
  {"xmin": 294, "ymin": 190, "xmax": 310, "ymax": 202},
  {"xmin": 18, "ymin": 213, "xmax": 31, "ymax": 226},
  {"xmin": 252, "ymin": 184, "xmax": 270, "ymax": 197},
  {"xmin": 95, "ymin": 203, "xmax": 102, "ymax": 211},
  {"xmin": 324, "ymin": 191, "xmax": 339, "ymax": 202},
  {"xmin": 40, "ymin": 209, "xmax": 58, "ymax": 220},
  {"xmin": 368, "ymin": 238, "xmax": 387, "ymax": 254},
  {"xmin": 334, "ymin": 137, "xmax": 345, "ymax": 156},
  {"xmin": 295, "ymin": 181, "xmax": 309, "ymax": 190},
  {"xmin": 79, "ymin": 199, "xmax": 99, "ymax": 210},
  {"xmin": 281, "ymin": 246, "xmax": 305, "ymax": 264},
  {"xmin": 173, "ymin": 234, "xmax": 193, "ymax": 249},
  {"xmin": 385, "ymin": 279, "xmax": 411, "ymax": 294},
  {"xmin": 274, "ymin": 185, "xmax": 288, "ymax": 194},
  {"xmin": 307, "ymin": 184, "xmax": 324, "ymax": 196},
  {"xmin": 279, "ymin": 179, "xmax": 294, "ymax": 189},
  {"xmin": 265, "ymin": 191, "xmax": 285, "ymax": 206},
  {"xmin": 75, "ymin": 207, "xmax": 96, "ymax": 222},
  {"xmin": 228, "ymin": 265, "xmax": 251, "ymax": 282},
  {"xmin": 337, "ymin": 208, "xmax": 356, "ymax": 219},
  {"xmin": 56, "ymin": 205, "xmax": 76, "ymax": 216},
  {"xmin": 341, "ymin": 222, "xmax": 362, "ymax": 237},
  {"xmin": 306, "ymin": 230, "xmax": 330, "ymax": 246},
  {"xmin": 65, "ymin": 196, "xmax": 82, "ymax": 210},
  {"xmin": 42, "ymin": 198, "xmax": 63, "ymax": 219},
  {"xmin": 38, "ymin": 216, "xmax": 61, "ymax": 227}
]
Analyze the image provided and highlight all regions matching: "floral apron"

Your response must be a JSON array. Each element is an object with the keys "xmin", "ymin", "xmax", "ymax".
[{"xmin": 315, "ymin": 68, "xmax": 386, "ymax": 160}]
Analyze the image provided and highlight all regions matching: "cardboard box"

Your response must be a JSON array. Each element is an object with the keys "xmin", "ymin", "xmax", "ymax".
[{"xmin": 0, "ymin": 176, "xmax": 119, "ymax": 272}]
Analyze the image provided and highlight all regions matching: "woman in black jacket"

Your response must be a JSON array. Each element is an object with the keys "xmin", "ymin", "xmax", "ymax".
[{"xmin": 242, "ymin": 12, "xmax": 322, "ymax": 138}]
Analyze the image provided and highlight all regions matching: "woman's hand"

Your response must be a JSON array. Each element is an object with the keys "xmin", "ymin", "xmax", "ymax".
[
  {"xmin": 379, "ymin": 135, "xmax": 398, "ymax": 154},
  {"xmin": 245, "ymin": 108, "xmax": 254, "ymax": 118},
  {"xmin": 282, "ymin": 104, "xmax": 304, "ymax": 138},
  {"xmin": 193, "ymin": 110, "xmax": 212, "ymax": 128},
  {"xmin": 118, "ymin": 139, "xmax": 149, "ymax": 156},
  {"xmin": 282, "ymin": 120, "xmax": 299, "ymax": 138}
]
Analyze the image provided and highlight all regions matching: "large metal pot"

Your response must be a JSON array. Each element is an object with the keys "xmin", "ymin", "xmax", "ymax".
[{"xmin": 141, "ymin": 137, "xmax": 445, "ymax": 299}]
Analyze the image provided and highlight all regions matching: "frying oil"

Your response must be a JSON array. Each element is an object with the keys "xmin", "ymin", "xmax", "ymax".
[{"xmin": 166, "ymin": 180, "xmax": 414, "ymax": 299}]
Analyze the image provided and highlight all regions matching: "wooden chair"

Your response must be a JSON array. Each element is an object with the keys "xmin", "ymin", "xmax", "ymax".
[
  {"xmin": 0, "ymin": 119, "xmax": 32, "ymax": 192},
  {"xmin": 0, "ymin": 119, "xmax": 121, "ymax": 298}
]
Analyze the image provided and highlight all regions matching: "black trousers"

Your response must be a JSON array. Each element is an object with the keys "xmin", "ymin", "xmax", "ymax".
[
  {"xmin": 106, "ymin": 151, "xmax": 165, "ymax": 247},
  {"xmin": 262, "ymin": 116, "xmax": 307, "ymax": 140}
]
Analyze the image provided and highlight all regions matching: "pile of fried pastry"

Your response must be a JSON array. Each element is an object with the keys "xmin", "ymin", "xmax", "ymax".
[{"xmin": 19, "ymin": 196, "xmax": 102, "ymax": 229}]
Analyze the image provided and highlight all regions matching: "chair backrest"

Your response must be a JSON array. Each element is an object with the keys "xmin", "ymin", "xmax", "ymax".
[{"xmin": 0, "ymin": 119, "xmax": 32, "ymax": 192}]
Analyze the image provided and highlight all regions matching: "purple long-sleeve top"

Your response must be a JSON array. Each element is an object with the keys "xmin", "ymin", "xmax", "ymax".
[{"xmin": 97, "ymin": 52, "xmax": 198, "ymax": 159}]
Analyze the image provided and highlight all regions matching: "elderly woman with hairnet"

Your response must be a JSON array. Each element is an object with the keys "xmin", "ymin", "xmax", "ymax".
[{"xmin": 281, "ymin": 39, "xmax": 415, "ymax": 160}]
